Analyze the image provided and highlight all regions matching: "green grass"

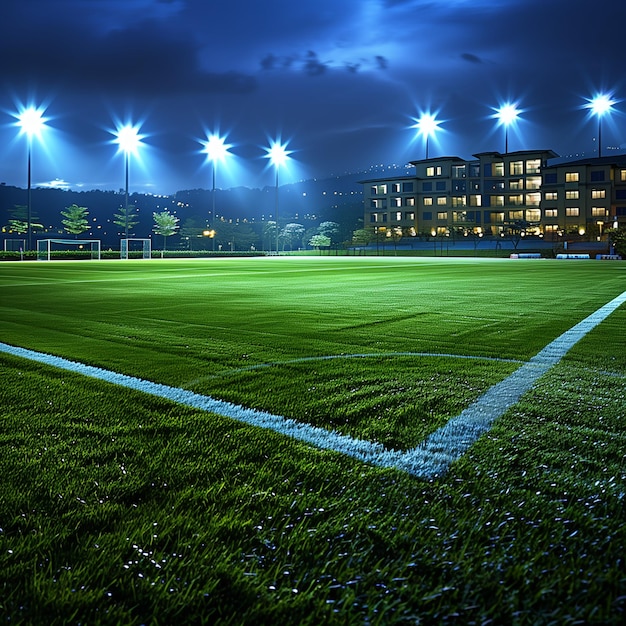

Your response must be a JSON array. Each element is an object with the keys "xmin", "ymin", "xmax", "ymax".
[{"xmin": 1, "ymin": 257, "xmax": 625, "ymax": 624}]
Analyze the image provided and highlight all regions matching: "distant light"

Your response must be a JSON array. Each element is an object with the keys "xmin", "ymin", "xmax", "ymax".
[
  {"xmin": 586, "ymin": 93, "xmax": 616, "ymax": 118},
  {"xmin": 495, "ymin": 103, "xmax": 520, "ymax": 127},
  {"xmin": 202, "ymin": 133, "xmax": 232, "ymax": 164},
  {"xmin": 114, "ymin": 124, "xmax": 144, "ymax": 156},
  {"xmin": 265, "ymin": 139, "xmax": 292, "ymax": 168},
  {"xmin": 16, "ymin": 106, "xmax": 48, "ymax": 140}
]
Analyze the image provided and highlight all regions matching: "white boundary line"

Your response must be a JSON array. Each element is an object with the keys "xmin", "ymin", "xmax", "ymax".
[{"xmin": 1, "ymin": 290, "xmax": 625, "ymax": 478}]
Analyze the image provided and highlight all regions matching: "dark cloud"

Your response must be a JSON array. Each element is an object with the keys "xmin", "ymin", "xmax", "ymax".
[
  {"xmin": 303, "ymin": 51, "xmax": 328, "ymax": 77},
  {"xmin": 461, "ymin": 53, "xmax": 483, "ymax": 64},
  {"xmin": 375, "ymin": 56, "xmax": 389, "ymax": 70}
]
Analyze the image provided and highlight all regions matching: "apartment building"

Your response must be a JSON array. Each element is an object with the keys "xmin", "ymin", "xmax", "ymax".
[{"xmin": 362, "ymin": 150, "xmax": 626, "ymax": 240}]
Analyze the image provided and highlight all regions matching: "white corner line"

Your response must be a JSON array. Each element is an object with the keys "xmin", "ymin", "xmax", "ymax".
[{"xmin": 1, "ymin": 290, "xmax": 625, "ymax": 479}]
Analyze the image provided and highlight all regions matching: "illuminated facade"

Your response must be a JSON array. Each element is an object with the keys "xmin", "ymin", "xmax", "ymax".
[{"xmin": 362, "ymin": 151, "xmax": 626, "ymax": 240}]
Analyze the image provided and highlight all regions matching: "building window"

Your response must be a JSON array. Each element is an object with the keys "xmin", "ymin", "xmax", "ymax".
[
  {"xmin": 509, "ymin": 179, "xmax": 524, "ymax": 190},
  {"xmin": 493, "ymin": 162, "xmax": 505, "ymax": 176},
  {"xmin": 452, "ymin": 165, "xmax": 466, "ymax": 178},
  {"xmin": 621, "ymin": 170, "xmax": 626, "ymax": 182},
  {"xmin": 371, "ymin": 199, "xmax": 386, "ymax": 209},
  {"xmin": 526, "ymin": 176, "xmax": 542, "ymax": 190},
  {"xmin": 545, "ymin": 224, "xmax": 559, "ymax": 235},
  {"xmin": 435, "ymin": 181, "xmax": 446, "ymax": 191},
  {"xmin": 452, "ymin": 196, "xmax": 466, "ymax": 207},
  {"xmin": 423, "ymin": 212, "xmax": 432, "ymax": 220},
  {"xmin": 544, "ymin": 191, "xmax": 558, "ymax": 201},
  {"xmin": 544, "ymin": 172, "xmax": 557, "ymax": 184},
  {"xmin": 452, "ymin": 211, "xmax": 468, "ymax": 223},
  {"xmin": 510, "ymin": 161, "xmax": 524, "ymax": 175},
  {"xmin": 526, "ymin": 159, "xmax": 541, "ymax": 174},
  {"xmin": 492, "ymin": 212, "xmax": 505, "ymax": 224},
  {"xmin": 592, "ymin": 207, "xmax": 607, "ymax": 217},
  {"xmin": 508, "ymin": 194, "xmax": 523, "ymax": 206},
  {"xmin": 424, "ymin": 197, "xmax": 433, "ymax": 206},
  {"xmin": 566, "ymin": 190, "xmax": 579, "ymax": 200},
  {"xmin": 526, "ymin": 193, "xmax": 541, "ymax": 206},
  {"xmin": 371, "ymin": 184, "xmax": 388, "ymax": 195},
  {"xmin": 590, "ymin": 170, "xmax": 605, "ymax": 182},
  {"xmin": 509, "ymin": 210, "xmax": 524, "ymax": 221},
  {"xmin": 491, "ymin": 195, "xmax": 505, "ymax": 207},
  {"xmin": 393, "ymin": 211, "xmax": 402, "ymax": 221},
  {"xmin": 402, "ymin": 182, "xmax": 414, "ymax": 192},
  {"xmin": 426, "ymin": 166, "xmax": 442, "ymax": 176},
  {"xmin": 391, "ymin": 183, "xmax": 400, "ymax": 193},
  {"xmin": 370, "ymin": 213, "xmax": 379, "ymax": 222},
  {"xmin": 545, "ymin": 209, "xmax": 558, "ymax": 218},
  {"xmin": 406, "ymin": 197, "xmax": 415, "ymax": 207},
  {"xmin": 565, "ymin": 172, "xmax": 579, "ymax": 182},
  {"xmin": 591, "ymin": 189, "xmax": 606, "ymax": 199},
  {"xmin": 469, "ymin": 194, "xmax": 482, "ymax": 207},
  {"xmin": 404, "ymin": 212, "xmax": 415, "ymax": 221},
  {"xmin": 437, "ymin": 197, "xmax": 447, "ymax": 206},
  {"xmin": 392, "ymin": 197, "xmax": 402, "ymax": 207},
  {"xmin": 566, "ymin": 207, "xmax": 579, "ymax": 217},
  {"xmin": 526, "ymin": 209, "xmax": 541, "ymax": 222},
  {"xmin": 437, "ymin": 212, "xmax": 448, "ymax": 220}
]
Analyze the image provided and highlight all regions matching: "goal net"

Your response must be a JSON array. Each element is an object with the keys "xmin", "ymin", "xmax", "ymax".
[
  {"xmin": 4, "ymin": 239, "xmax": 26, "ymax": 252},
  {"xmin": 120, "ymin": 238, "xmax": 152, "ymax": 259},
  {"xmin": 37, "ymin": 239, "xmax": 101, "ymax": 261}
]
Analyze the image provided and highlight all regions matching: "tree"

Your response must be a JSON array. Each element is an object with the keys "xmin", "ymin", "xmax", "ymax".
[
  {"xmin": 113, "ymin": 204, "xmax": 139, "ymax": 238},
  {"xmin": 607, "ymin": 226, "xmax": 626, "ymax": 257},
  {"xmin": 6, "ymin": 204, "xmax": 43, "ymax": 235},
  {"xmin": 351, "ymin": 227, "xmax": 374, "ymax": 248},
  {"xmin": 61, "ymin": 204, "xmax": 89, "ymax": 237},
  {"xmin": 263, "ymin": 220, "xmax": 277, "ymax": 252},
  {"xmin": 179, "ymin": 217, "xmax": 206, "ymax": 250},
  {"xmin": 280, "ymin": 223, "xmax": 305, "ymax": 251},
  {"xmin": 318, "ymin": 221, "xmax": 340, "ymax": 244},
  {"xmin": 153, "ymin": 211, "xmax": 179, "ymax": 251},
  {"xmin": 309, "ymin": 234, "xmax": 331, "ymax": 253}
]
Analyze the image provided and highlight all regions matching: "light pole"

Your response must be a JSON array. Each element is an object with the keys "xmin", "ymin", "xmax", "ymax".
[
  {"xmin": 16, "ymin": 106, "xmax": 47, "ymax": 250},
  {"xmin": 113, "ymin": 123, "xmax": 144, "ymax": 239},
  {"xmin": 264, "ymin": 139, "xmax": 291, "ymax": 254},
  {"xmin": 586, "ymin": 93, "xmax": 615, "ymax": 158},
  {"xmin": 201, "ymin": 133, "xmax": 232, "ymax": 252},
  {"xmin": 413, "ymin": 112, "xmax": 441, "ymax": 159},
  {"xmin": 495, "ymin": 103, "xmax": 520, "ymax": 154}
]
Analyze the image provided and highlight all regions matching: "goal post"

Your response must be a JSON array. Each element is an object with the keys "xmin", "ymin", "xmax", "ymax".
[
  {"xmin": 4, "ymin": 239, "xmax": 26, "ymax": 252},
  {"xmin": 120, "ymin": 238, "xmax": 152, "ymax": 259},
  {"xmin": 37, "ymin": 239, "xmax": 101, "ymax": 261}
]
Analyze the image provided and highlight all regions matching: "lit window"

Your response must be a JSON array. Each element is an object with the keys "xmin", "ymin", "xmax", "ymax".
[
  {"xmin": 392, "ymin": 197, "xmax": 402, "ymax": 207},
  {"xmin": 493, "ymin": 162, "xmax": 504, "ymax": 176},
  {"xmin": 393, "ymin": 211, "xmax": 402, "ymax": 221},
  {"xmin": 436, "ymin": 166, "xmax": 442, "ymax": 175},
  {"xmin": 566, "ymin": 207, "xmax": 579, "ymax": 216},
  {"xmin": 510, "ymin": 179, "xmax": 524, "ymax": 190},
  {"xmin": 452, "ymin": 196, "xmax": 466, "ymax": 207},
  {"xmin": 437, "ymin": 211, "xmax": 448, "ymax": 220},
  {"xmin": 526, "ymin": 159, "xmax": 541, "ymax": 174},
  {"xmin": 392, "ymin": 183, "xmax": 401, "ymax": 193},
  {"xmin": 371, "ymin": 184, "xmax": 388, "ymax": 195},
  {"xmin": 592, "ymin": 207, "xmax": 607, "ymax": 217},
  {"xmin": 509, "ymin": 210, "xmax": 524, "ymax": 220},
  {"xmin": 621, "ymin": 170, "xmax": 626, "ymax": 182},
  {"xmin": 565, "ymin": 172, "xmax": 579, "ymax": 182},
  {"xmin": 437, "ymin": 197, "xmax": 447, "ymax": 206},
  {"xmin": 426, "ymin": 167, "xmax": 435, "ymax": 177},
  {"xmin": 404, "ymin": 212, "xmax": 415, "ymax": 221},
  {"xmin": 491, "ymin": 195, "xmax": 505, "ymax": 207},
  {"xmin": 424, "ymin": 197, "xmax": 433, "ymax": 206},
  {"xmin": 470, "ymin": 194, "xmax": 482, "ymax": 207},
  {"xmin": 526, "ymin": 176, "xmax": 542, "ymax": 190},
  {"xmin": 526, "ymin": 209, "xmax": 541, "ymax": 221},
  {"xmin": 406, "ymin": 197, "xmax": 415, "ymax": 207},
  {"xmin": 545, "ymin": 192, "xmax": 558, "ymax": 201},
  {"xmin": 492, "ymin": 212, "xmax": 505, "ymax": 223},
  {"xmin": 566, "ymin": 190, "xmax": 579, "ymax": 200},
  {"xmin": 526, "ymin": 193, "xmax": 541, "ymax": 206},
  {"xmin": 452, "ymin": 165, "xmax": 466, "ymax": 178},
  {"xmin": 510, "ymin": 161, "xmax": 523, "ymax": 175},
  {"xmin": 545, "ymin": 209, "xmax": 558, "ymax": 218},
  {"xmin": 545, "ymin": 224, "xmax": 559, "ymax": 234},
  {"xmin": 591, "ymin": 189, "xmax": 606, "ymax": 199},
  {"xmin": 508, "ymin": 195, "xmax": 523, "ymax": 206}
]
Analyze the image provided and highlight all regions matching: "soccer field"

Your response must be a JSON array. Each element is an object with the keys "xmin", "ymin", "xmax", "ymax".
[{"xmin": 1, "ymin": 257, "xmax": 625, "ymax": 624}]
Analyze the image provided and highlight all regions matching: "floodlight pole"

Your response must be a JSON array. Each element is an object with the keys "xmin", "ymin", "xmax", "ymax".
[
  {"xmin": 26, "ymin": 139, "xmax": 32, "ymax": 250},
  {"xmin": 124, "ymin": 151, "xmax": 130, "ymax": 238},
  {"xmin": 275, "ymin": 166, "xmax": 279, "ymax": 254},
  {"xmin": 212, "ymin": 161, "xmax": 216, "ymax": 252}
]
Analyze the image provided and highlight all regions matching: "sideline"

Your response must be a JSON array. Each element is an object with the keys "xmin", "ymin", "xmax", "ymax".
[{"xmin": 1, "ymin": 290, "xmax": 625, "ymax": 478}]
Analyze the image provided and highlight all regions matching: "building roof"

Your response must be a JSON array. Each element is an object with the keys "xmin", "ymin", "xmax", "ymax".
[{"xmin": 545, "ymin": 153, "xmax": 626, "ymax": 168}]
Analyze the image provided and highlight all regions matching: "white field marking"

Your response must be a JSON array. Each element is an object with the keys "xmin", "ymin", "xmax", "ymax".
[{"xmin": 1, "ymin": 289, "xmax": 625, "ymax": 478}]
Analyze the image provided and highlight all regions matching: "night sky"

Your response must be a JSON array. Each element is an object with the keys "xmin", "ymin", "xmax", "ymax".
[{"xmin": 1, "ymin": 0, "xmax": 625, "ymax": 195}]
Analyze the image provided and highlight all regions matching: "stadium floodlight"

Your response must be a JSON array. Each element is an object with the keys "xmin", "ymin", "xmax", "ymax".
[
  {"xmin": 413, "ymin": 112, "xmax": 441, "ymax": 159},
  {"xmin": 585, "ymin": 93, "xmax": 616, "ymax": 157},
  {"xmin": 113, "ymin": 123, "xmax": 145, "ymax": 238},
  {"xmin": 494, "ymin": 103, "xmax": 520, "ymax": 154},
  {"xmin": 15, "ymin": 105, "xmax": 48, "ymax": 250},
  {"xmin": 201, "ymin": 133, "xmax": 232, "ymax": 252},
  {"xmin": 264, "ymin": 138, "xmax": 292, "ymax": 253}
]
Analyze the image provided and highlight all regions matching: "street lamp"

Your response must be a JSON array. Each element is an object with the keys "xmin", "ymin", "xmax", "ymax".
[
  {"xmin": 413, "ymin": 112, "xmax": 441, "ymax": 159},
  {"xmin": 16, "ymin": 106, "xmax": 48, "ymax": 250},
  {"xmin": 113, "ymin": 123, "xmax": 144, "ymax": 238},
  {"xmin": 494, "ymin": 103, "xmax": 520, "ymax": 153},
  {"xmin": 201, "ymin": 133, "xmax": 232, "ymax": 252},
  {"xmin": 585, "ymin": 93, "xmax": 616, "ymax": 158},
  {"xmin": 264, "ymin": 138, "xmax": 291, "ymax": 254}
]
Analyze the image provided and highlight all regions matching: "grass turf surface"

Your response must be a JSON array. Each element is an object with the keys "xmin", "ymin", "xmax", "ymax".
[{"xmin": 1, "ymin": 257, "xmax": 625, "ymax": 624}]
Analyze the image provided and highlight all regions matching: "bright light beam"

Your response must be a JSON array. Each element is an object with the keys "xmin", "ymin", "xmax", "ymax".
[
  {"xmin": 264, "ymin": 138, "xmax": 293, "ymax": 254},
  {"xmin": 494, "ymin": 103, "xmax": 520, "ymax": 153},
  {"xmin": 412, "ymin": 112, "xmax": 441, "ymax": 159},
  {"xmin": 15, "ymin": 105, "xmax": 49, "ymax": 250},
  {"xmin": 585, "ymin": 93, "xmax": 616, "ymax": 157},
  {"xmin": 201, "ymin": 133, "xmax": 233, "ymax": 251}
]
